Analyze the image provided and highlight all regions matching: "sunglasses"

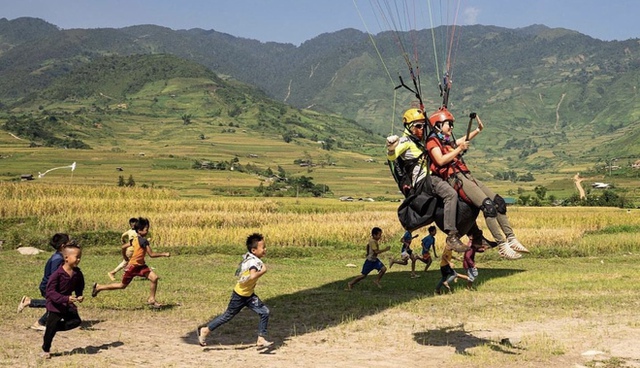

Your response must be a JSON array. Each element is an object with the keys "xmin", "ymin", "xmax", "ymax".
[
  {"xmin": 412, "ymin": 123, "xmax": 425, "ymax": 129},
  {"xmin": 438, "ymin": 120, "xmax": 454, "ymax": 129}
]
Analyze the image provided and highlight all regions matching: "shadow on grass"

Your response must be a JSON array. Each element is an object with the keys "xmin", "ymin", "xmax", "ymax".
[
  {"xmin": 52, "ymin": 341, "xmax": 124, "ymax": 357},
  {"xmin": 181, "ymin": 267, "xmax": 523, "ymax": 352},
  {"xmin": 79, "ymin": 319, "xmax": 106, "ymax": 331},
  {"xmin": 414, "ymin": 324, "xmax": 524, "ymax": 355}
]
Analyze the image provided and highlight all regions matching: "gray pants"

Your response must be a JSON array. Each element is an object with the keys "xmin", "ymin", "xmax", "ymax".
[
  {"xmin": 430, "ymin": 175, "xmax": 458, "ymax": 233},
  {"xmin": 450, "ymin": 172, "xmax": 514, "ymax": 244}
]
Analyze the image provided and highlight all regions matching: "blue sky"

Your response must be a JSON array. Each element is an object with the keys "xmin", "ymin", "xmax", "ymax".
[{"xmin": 2, "ymin": 0, "xmax": 639, "ymax": 45}]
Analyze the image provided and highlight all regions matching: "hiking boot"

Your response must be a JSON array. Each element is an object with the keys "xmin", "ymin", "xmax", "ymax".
[
  {"xmin": 508, "ymin": 237, "xmax": 530, "ymax": 253},
  {"xmin": 445, "ymin": 232, "xmax": 468, "ymax": 253},
  {"xmin": 497, "ymin": 242, "xmax": 521, "ymax": 260}
]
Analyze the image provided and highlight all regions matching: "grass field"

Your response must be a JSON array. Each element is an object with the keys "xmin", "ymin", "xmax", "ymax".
[{"xmin": 1, "ymin": 184, "xmax": 640, "ymax": 366}]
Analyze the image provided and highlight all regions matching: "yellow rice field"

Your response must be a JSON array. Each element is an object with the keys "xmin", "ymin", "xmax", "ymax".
[{"xmin": 1, "ymin": 182, "xmax": 638, "ymax": 255}]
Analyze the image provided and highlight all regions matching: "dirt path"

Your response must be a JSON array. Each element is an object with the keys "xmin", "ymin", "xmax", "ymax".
[
  {"xmin": 5, "ymin": 309, "xmax": 640, "ymax": 367},
  {"xmin": 573, "ymin": 173, "xmax": 586, "ymax": 199}
]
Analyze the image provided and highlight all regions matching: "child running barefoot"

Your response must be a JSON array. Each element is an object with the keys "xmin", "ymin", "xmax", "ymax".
[
  {"xmin": 197, "ymin": 233, "xmax": 272, "ymax": 348},
  {"xmin": 346, "ymin": 227, "xmax": 390, "ymax": 290},
  {"xmin": 41, "ymin": 241, "xmax": 85, "ymax": 359},
  {"xmin": 92, "ymin": 217, "xmax": 170, "ymax": 308},
  {"xmin": 435, "ymin": 246, "xmax": 469, "ymax": 294},
  {"xmin": 389, "ymin": 231, "xmax": 419, "ymax": 278}
]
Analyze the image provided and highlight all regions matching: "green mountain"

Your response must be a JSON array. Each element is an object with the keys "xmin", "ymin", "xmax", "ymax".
[
  {"xmin": 0, "ymin": 17, "xmax": 639, "ymax": 197},
  {"xmin": 4, "ymin": 53, "xmax": 377, "ymax": 152}
]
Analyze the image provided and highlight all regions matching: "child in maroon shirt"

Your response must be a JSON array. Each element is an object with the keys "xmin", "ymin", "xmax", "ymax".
[
  {"xmin": 41, "ymin": 241, "xmax": 85, "ymax": 359},
  {"xmin": 463, "ymin": 241, "xmax": 487, "ymax": 290}
]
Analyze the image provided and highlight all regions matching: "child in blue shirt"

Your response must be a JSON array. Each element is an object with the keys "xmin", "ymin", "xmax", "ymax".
[{"xmin": 17, "ymin": 233, "xmax": 69, "ymax": 331}]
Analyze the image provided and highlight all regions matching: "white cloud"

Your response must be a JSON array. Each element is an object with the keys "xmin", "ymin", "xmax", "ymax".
[{"xmin": 462, "ymin": 6, "xmax": 480, "ymax": 25}]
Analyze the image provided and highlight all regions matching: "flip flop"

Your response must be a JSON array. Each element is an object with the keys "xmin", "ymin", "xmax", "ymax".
[
  {"xmin": 196, "ymin": 326, "xmax": 207, "ymax": 346},
  {"xmin": 91, "ymin": 283, "xmax": 98, "ymax": 298},
  {"xmin": 148, "ymin": 301, "xmax": 164, "ymax": 309}
]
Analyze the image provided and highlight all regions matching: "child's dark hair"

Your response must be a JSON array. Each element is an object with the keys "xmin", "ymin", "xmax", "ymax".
[
  {"xmin": 246, "ymin": 233, "xmax": 264, "ymax": 252},
  {"xmin": 428, "ymin": 226, "xmax": 436, "ymax": 232},
  {"xmin": 129, "ymin": 217, "xmax": 138, "ymax": 225},
  {"xmin": 134, "ymin": 217, "xmax": 150, "ymax": 232},
  {"xmin": 371, "ymin": 227, "xmax": 382, "ymax": 236},
  {"xmin": 61, "ymin": 239, "xmax": 81, "ymax": 256},
  {"xmin": 50, "ymin": 233, "xmax": 70, "ymax": 250}
]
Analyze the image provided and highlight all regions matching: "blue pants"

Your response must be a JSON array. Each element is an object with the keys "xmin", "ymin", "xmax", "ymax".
[
  {"xmin": 436, "ymin": 265, "xmax": 457, "ymax": 290},
  {"xmin": 206, "ymin": 291, "xmax": 270, "ymax": 337},
  {"xmin": 32, "ymin": 289, "xmax": 48, "ymax": 326}
]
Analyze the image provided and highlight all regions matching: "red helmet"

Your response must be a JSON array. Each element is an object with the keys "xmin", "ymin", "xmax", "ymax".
[{"xmin": 428, "ymin": 107, "xmax": 455, "ymax": 130}]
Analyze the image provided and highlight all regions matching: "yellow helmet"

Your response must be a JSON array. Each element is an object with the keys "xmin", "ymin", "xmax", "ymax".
[{"xmin": 402, "ymin": 108, "xmax": 425, "ymax": 125}]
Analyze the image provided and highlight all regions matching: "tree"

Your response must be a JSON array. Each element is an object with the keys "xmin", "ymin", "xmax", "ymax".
[
  {"xmin": 534, "ymin": 185, "xmax": 547, "ymax": 200},
  {"xmin": 181, "ymin": 114, "xmax": 192, "ymax": 125},
  {"xmin": 126, "ymin": 175, "xmax": 136, "ymax": 187}
]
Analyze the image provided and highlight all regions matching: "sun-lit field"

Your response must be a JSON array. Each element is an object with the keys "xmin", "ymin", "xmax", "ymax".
[
  {"xmin": 2, "ymin": 183, "xmax": 640, "ymax": 367},
  {"xmin": 2, "ymin": 182, "xmax": 638, "ymax": 257}
]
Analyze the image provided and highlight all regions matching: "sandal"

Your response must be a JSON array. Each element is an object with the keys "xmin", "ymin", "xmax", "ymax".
[
  {"xmin": 91, "ymin": 283, "xmax": 98, "ymax": 297},
  {"xmin": 148, "ymin": 301, "xmax": 164, "ymax": 309},
  {"xmin": 196, "ymin": 326, "xmax": 207, "ymax": 346}
]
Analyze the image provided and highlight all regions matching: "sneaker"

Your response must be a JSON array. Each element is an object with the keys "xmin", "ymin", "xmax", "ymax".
[
  {"xmin": 40, "ymin": 352, "xmax": 51, "ymax": 359},
  {"xmin": 17, "ymin": 296, "xmax": 30, "ymax": 313},
  {"xmin": 445, "ymin": 232, "xmax": 469, "ymax": 253},
  {"xmin": 508, "ymin": 237, "xmax": 530, "ymax": 253},
  {"xmin": 256, "ymin": 336, "xmax": 273, "ymax": 347},
  {"xmin": 498, "ymin": 242, "xmax": 522, "ymax": 260},
  {"xmin": 30, "ymin": 322, "xmax": 46, "ymax": 331}
]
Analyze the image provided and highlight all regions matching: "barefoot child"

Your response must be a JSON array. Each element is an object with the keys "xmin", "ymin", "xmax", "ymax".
[
  {"xmin": 92, "ymin": 217, "xmax": 170, "ymax": 308},
  {"xmin": 347, "ymin": 227, "xmax": 390, "ymax": 290},
  {"xmin": 197, "ymin": 233, "xmax": 272, "ymax": 348},
  {"xmin": 416, "ymin": 226, "xmax": 438, "ymax": 272},
  {"xmin": 41, "ymin": 241, "xmax": 85, "ymax": 359},
  {"xmin": 389, "ymin": 231, "xmax": 419, "ymax": 278},
  {"xmin": 435, "ymin": 246, "xmax": 469, "ymax": 294},
  {"xmin": 107, "ymin": 218, "xmax": 138, "ymax": 281}
]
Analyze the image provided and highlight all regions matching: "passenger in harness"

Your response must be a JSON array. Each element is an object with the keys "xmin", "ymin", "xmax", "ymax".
[
  {"xmin": 426, "ymin": 108, "xmax": 529, "ymax": 259},
  {"xmin": 386, "ymin": 108, "xmax": 467, "ymax": 252}
]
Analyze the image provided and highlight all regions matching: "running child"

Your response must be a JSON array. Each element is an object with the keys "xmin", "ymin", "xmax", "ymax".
[
  {"xmin": 197, "ymin": 233, "xmax": 272, "ymax": 347},
  {"xmin": 17, "ymin": 233, "xmax": 70, "ymax": 331},
  {"xmin": 347, "ymin": 227, "xmax": 390, "ymax": 290},
  {"xmin": 91, "ymin": 217, "xmax": 170, "ymax": 308},
  {"xmin": 107, "ymin": 218, "xmax": 138, "ymax": 281},
  {"xmin": 389, "ymin": 230, "xmax": 419, "ymax": 278},
  {"xmin": 416, "ymin": 226, "xmax": 438, "ymax": 272},
  {"xmin": 41, "ymin": 241, "xmax": 85, "ymax": 359}
]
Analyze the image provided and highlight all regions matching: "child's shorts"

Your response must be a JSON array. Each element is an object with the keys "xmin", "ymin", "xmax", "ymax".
[
  {"xmin": 466, "ymin": 267, "xmax": 478, "ymax": 282},
  {"xmin": 122, "ymin": 264, "xmax": 152, "ymax": 286},
  {"xmin": 400, "ymin": 249, "xmax": 412, "ymax": 259},
  {"xmin": 420, "ymin": 253, "xmax": 432, "ymax": 261},
  {"xmin": 361, "ymin": 259, "xmax": 384, "ymax": 275}
]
